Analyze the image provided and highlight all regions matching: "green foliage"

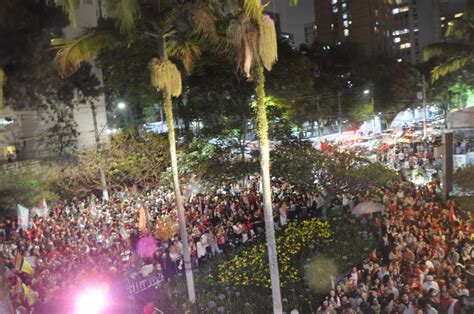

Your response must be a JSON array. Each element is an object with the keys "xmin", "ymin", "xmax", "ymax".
[
  {"xmin": 429, "ymin": 69, "xmax": 474, "ymax": 111},
  {"xmin": 0, "ymin": 171, "xmax": 59, "ymax": 217},
  {"xmin": 423, "ymin": 3, "xmax": 474, "ymax": 81},
  {"xmin": 305, "ymin": 255, "xmax": 339, "ymax": 295},
  {"xmin": 271, "ymin": 138, "xmax": 319, "ymax": 189},
  {"xmin": 182, "ymin": 52, "xmax": 254, "ymax": 139},
  {"xmin": 51, "ymin": 130, "xmax": 171, "ymax": 197},
  {"xmin": 175, "ymin": 137, "xmax": 258, "ymax": 186},
  {"xmin": 454, "ymin": 165, "xmax": 474, "ymax": 192},
  {"xmin": 342, "ymin": 162, "xmax": 398, "ymax": 190}
]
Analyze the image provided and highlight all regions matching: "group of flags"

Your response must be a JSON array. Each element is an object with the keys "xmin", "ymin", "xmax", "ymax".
[
  {"xmin": 12, "ymin": 253, "xmax": 36, "ymax": 305},
  {"xmin": 16, "ymin": 197, "xmax": 49, "ymax": 231}
]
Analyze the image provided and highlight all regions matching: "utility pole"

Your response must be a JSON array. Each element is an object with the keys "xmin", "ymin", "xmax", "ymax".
[
  {"xmin": 371, "ymin": 95, "xmax": 376, "ymax": 137},
  {"xmin": 316, "ymin": 95, "xmax": 322, "ymax": 140},
  {"xmin": 337, "ymin": 91, "xmax": 342, "ymax": 136},
  {"xmin": 91, "ymin": 103, "xmax": 109, "ymax": 202},
  {"xmin": 422, "ymin": 75, "xmax": 428, "ymax": 138}
]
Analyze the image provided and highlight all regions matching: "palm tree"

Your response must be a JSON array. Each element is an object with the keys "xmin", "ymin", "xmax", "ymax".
[
  {"xmin": 423, "ymin": 0, "xmax": 474, "ymax": 81},
  {"xmin": 225, "ymin": 1, "xmax": 297, "ymax": 313},
  {"xmin": 53, "ymin": 0, "xmax": 221, "ymax": 304}
]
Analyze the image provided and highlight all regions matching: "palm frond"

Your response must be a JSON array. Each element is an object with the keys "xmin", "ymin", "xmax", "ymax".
[
  {"xmin": 167, "ymin": 40, "xmax": 202, "ymax": 74},
  {"xmin": 53, "ymin": 30, "xmax": 121, "ymax": 77},
  {"xmin": 227, "ymin": 16, "xmax": 259, "ymax": 77},
  {"xmin": 167, "ymin": 3, "xmax": 218, "ymax": 42},
  {"xmin": 52, "ymin": 0, "xmax": 80, "ymax": 26},
  {"xmin": 244, "ymin": 0, "xmax": 263, "ymax": 21},
  {"xmin": 423, "ymin": 42, "xmax": 472, "ymax": 61},
  {"xmin": 431, "ymin": 54, "xmax": 473, "ymax": 81},
  {"xmin": 445, "ymin": 19, "xmax": 474, "ymax": 42},
  {"xmin": 105, "ymin": 0, "xmax": 140, "ymax": 34},
  {"xmin": 0, "ymin": 68, "xmax": 5, "ymax": 110}
]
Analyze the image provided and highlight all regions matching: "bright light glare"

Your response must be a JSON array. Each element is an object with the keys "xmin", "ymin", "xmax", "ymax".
[
  {"xmin": 363, "ymin": 89, "xmax": 370, "ymax": 95},
  {"xmin": 76, "ymin": 288, "xmax": 108, "ymax": 314},
  {"xmin": 117, "ymin": 102, "xmax": 127, "ymax": 110}
]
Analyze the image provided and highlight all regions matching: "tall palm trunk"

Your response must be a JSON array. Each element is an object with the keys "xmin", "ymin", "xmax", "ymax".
[
  {"xmin": 255, "ymin": 64, "xmax": 283, "ymax": 313},
  {"xmin": 163, "ymin": 92, "xmax": 196, "ymax": 303},
  {"xmin": 159, "ymin": 37, "xmax": 196, "ymax": 304}
]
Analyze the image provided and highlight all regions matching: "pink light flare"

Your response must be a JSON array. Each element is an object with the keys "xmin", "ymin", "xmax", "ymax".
[
  {"xmin": 136, "ymin": 236, "xmax": 158, "ymax": 258},
  {"xmin": 75, "ymin": 287, "xmax": 108, "ymax": 314}
]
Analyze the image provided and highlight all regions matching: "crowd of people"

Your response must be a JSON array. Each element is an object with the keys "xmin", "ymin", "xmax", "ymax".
[
  {"xmin": 1, "ymin": 177, "xmax": 325, "ymax": 313},
  {"xmin": 316, "ymin": 140, "xmax": 473, "ymax": 314},
  {"xmin": 1, "ymin": 138, "xmax": 473, "ymax": 314}
]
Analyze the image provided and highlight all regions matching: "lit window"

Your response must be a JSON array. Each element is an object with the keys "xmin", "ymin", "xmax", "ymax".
[
  {"xmin": 392, "ymin": 6, "xmax": 409, "ymax": 14},
  {"xmin": 344, "ymin": 29, "xmax": 349, "ymax": 37},
  {"xmin": 343, "ymin": 20, "xmax": 349, "ymax": 27},
  {"xmin": 343, "ymin": 13, "xmax": 348, "ymax": 19},
  {"xmin": 454, "ymin": 12, "xmax": 464, "ymax": 18},
  {"xmin": 332, "ymin": 6, "xmax": 338, "ymax": 13},
  {"xmin": 394, "ymin": 37, "xmax": 401, "ymax": 43},
  {"xmin": 440, "ymin": 16, "xmax": 446, "ymax": 21},
  {"xmin": 397, "ymin": 58, "xmax": 402, "ymax": 63},
  {"xmin": 332, "ymin": 0, "xmax": 338, "ymax": 4},
  {"xmin": 342, "ymin": 3, "xmax": 347, "ymax": 8},
  {"xmin": 400, "ymin": 43, "xmax": 411, "ymax": 49},
  {"xmin": 331, "ymin": 23, "xmax": 335, "ymax": 30},
  {"xmin": 413, "ymin": 28, "xmax": 419, "ymax": 32},
  {"xmin": 392, "ymin": 29, "xmax": 409, "ymax": 36}
]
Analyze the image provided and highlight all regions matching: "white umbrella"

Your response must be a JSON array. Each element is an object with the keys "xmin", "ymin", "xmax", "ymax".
[{"xmin": 352, "ymin": 201, "xmax": 383, "ymax": 216}]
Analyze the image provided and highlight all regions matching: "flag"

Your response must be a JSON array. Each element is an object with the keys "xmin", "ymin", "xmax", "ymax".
[
  {"xmin": 23, "ymin": 283, "xmax": 37, "ymax": 305},
  {"xmin": 90, "ymin": 194, "xmax": 97, "ymax": 217},
  {"xmin": 17, "ymin": 204, "xmax": 29, "ymax": 230},
  {"xmin": 138, "ymin": 204, "xmax": 151, "ymax": 234},
  {"xmin": 449, "ymin": 203, "xmax": 457, "ymax": 226},
  {"xmin": 139, "ymin": 205, "xmax": 148, "ymax": 234},
  {"xmin": 14, "ymin": 278, "xmax": 24, "ymax": 294},
  {"xmin": 119, "ymin": 225, "xmax": 129, "ymax": 240},
  {"xmin": 14, "ymin": 253, "xmax": 34, "ymax": 275},
  {"xmin": 31, "ymin": 196, "xmax": 49, "ymax": 218}
]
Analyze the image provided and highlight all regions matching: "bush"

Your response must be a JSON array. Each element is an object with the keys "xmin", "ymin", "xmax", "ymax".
[
  {"xmin": 159, "ymin": 210, "xmax": 376, "ymax": 313},
  {"xmin": 0, "ymin": 170, "xmax": 59, "ymax": 217},
  {"xmin": 215, "ymin": 218, "xmax": 332, "ymax": 289}
]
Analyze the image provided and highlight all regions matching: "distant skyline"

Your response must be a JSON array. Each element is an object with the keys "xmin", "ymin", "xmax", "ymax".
[{"xmin": 268, "ymin": 0, "xmax": 315, "ymax": 47}]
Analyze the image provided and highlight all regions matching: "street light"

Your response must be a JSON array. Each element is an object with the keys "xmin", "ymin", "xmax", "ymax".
[
  {"xmin": 362, "ymin": 89, "xmax": 376, "ymax": 136},
  {"xmin": 117, "ymin": 102, "xmax": 127, "ymax": 110}
]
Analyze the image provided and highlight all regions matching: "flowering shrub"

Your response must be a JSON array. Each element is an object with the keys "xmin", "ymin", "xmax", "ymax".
[{"xmin": 216, "ymin": 218, "xmax": 332, "ymax": 289}]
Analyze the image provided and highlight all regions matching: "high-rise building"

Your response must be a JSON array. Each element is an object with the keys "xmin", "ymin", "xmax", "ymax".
[
  {"xmin": 391, "ymin": 0, "xmax": 442, "ymax": 64},
  {"xmin": 281, "ymin": 32, "xmax": 296, "ymax": 48},
  {"xmin": 304, "ymin": 22, "xmax": 317, "ymax": 46},
  {"xmin": 313, "ymin": 0, "xmax": 395, "ymax": 55}
]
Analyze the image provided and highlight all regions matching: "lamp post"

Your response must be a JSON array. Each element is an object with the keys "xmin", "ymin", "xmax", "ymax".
[
  {"xmin": 364, "ymin": 89, "xmax": 376, "ymax": 137},
  {"xmin": 92, "ymin": 102, "xmax": 127, "ymax": 202}
]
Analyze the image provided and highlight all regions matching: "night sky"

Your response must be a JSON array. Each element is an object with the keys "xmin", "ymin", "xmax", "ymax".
[{"xmin": 268, "ymin": 0, "xmax": 315, "ymax": 47}]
